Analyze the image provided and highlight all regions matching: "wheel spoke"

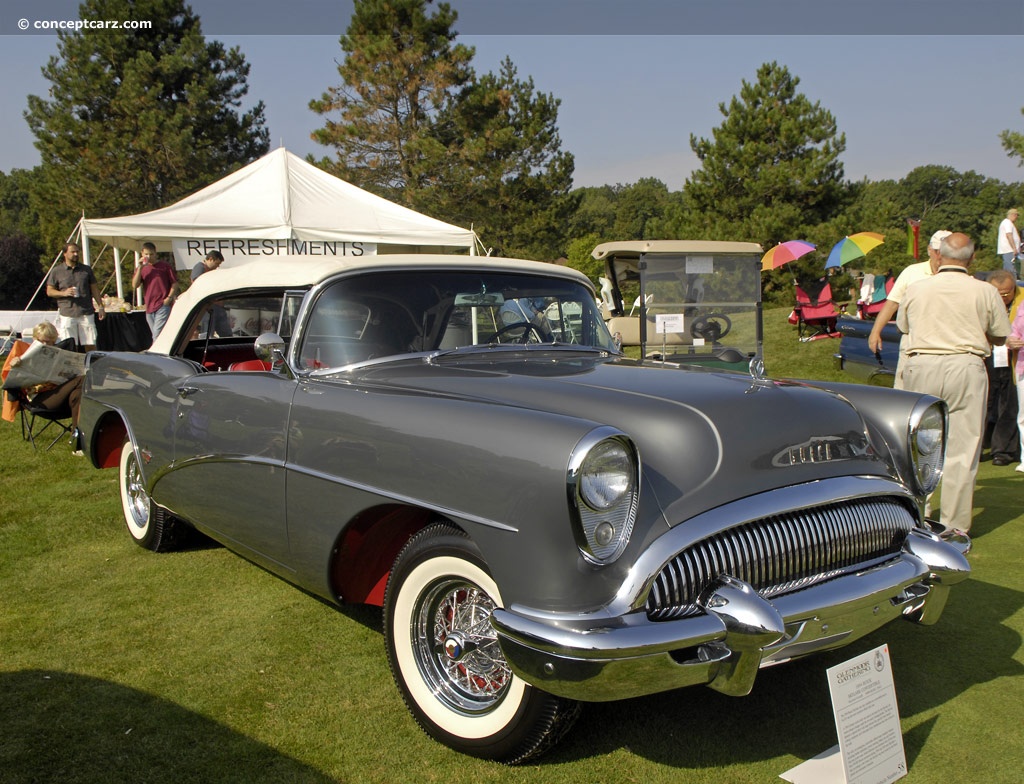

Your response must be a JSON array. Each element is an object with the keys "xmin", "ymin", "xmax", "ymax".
[{"xmin": 415, "ymin": 578, "xmax": 512, "ymax": 711}]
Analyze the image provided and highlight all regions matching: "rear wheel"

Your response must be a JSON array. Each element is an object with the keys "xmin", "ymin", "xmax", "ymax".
[
  {"xmin": 119, "ymin": 440, "xmax": 181, "ymax": 552},
  {"xmin": 384, "ymin": 522, "xmax": 580, "ymax": 764}
]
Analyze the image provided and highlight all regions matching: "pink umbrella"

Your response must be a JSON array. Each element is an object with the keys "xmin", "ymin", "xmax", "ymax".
[{"xmin": 761, "ymin": 240, "xmax": 816, "ymax": 271}]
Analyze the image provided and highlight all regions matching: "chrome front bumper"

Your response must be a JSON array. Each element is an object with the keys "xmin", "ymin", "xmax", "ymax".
[{"xmin": 491, "ymin": 529, "xmax": 969, "ymax": 702}]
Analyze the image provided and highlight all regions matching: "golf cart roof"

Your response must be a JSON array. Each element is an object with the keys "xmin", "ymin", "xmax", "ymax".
[{"xmin": 591, "ymin": 240, "xmax": 763, "ymax": 261}]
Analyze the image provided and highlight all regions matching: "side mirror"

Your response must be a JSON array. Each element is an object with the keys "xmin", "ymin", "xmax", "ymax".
[{"xmin": 254, "ymin": 332, "xmax": 287, "ymax": 367}]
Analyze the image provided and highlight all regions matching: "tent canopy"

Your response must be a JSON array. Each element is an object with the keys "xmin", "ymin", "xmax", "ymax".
[{"xmin": 79, "ymin": 147, "xmax": 476, "ymax": 254}]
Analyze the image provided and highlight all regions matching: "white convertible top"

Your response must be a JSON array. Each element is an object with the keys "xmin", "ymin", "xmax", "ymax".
[{"xmin": 149, "ymin": 255, "xmax": 591, "ymax": 354}]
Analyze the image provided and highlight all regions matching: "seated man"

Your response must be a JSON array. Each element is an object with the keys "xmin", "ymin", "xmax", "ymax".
[{"xmin": 2, "ymin": 321, "xmax": 86, "ymax": 452}]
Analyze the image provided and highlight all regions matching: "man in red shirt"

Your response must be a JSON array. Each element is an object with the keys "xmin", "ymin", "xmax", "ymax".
[{"xmin": 131, "ymin": 242, "xmax": 179, "ymax": 340}]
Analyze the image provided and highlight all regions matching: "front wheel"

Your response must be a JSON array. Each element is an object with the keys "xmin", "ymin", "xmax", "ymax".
[
  {"xmin": 384, "ymin": 523, "xmax": 580, "ymax": 764},
  {"xmin": 118, "ymin": 440, "xmax": 182, "ymax": 552}
]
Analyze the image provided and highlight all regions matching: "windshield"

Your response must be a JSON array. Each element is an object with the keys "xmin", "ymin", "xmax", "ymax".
[
  {"xmin": 606, "ymin": 251, "xmax": 762, "ymax": 368},
  {"xmin": 297, "ymin": 270, "xmax": 616, "ymax": 368}
]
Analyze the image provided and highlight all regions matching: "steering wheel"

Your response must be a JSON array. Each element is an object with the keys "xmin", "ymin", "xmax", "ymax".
[
  {"xmin": 690, "ymin": 313, "xmax": 732, "ymax": 342},
  {"xmin": 482, "ymin": 321, "xmax": 546, "ymax": 344}
]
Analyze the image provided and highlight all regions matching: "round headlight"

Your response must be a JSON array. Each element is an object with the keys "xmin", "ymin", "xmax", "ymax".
[
  {"xmin": 916, "ymin": 406, "xmax": 943, "ymax": 454},
  {"xmin": 579, "ymin": 439, "xmax": 634, "ymax": 510},
  {"xmin": 911, "ymin": 401, "xmax": 945, "ymax": 495}
]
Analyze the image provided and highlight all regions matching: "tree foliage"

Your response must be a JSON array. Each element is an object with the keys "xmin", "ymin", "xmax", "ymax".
[
  {"xmin": 309, "ymin": 0, "xmax": 473, "ymax": 200},
  {"xmin": 0, "ymin": 169, "xmax": 43, "ymax": 244},
  {"xmin": 667, "ymin": 62, "xmax": 847, "ymax": 248},
  {"xmin": 0, "ymin": 233, "xmax": 48, "ymax": 310},
  {"xmin": 568, "ymin": 180, "xmax": 673, "ymax": 243},
  {"xmin": 24, "ymin": 0, "xmax": 269, "ymax": 251},
  {"xmin": 433, "ymin": 58, "xmax": 576, "ymax": 259},
  {"xmin": 310, "ymin": 0, "xmax": 575, "ymax": 259}
]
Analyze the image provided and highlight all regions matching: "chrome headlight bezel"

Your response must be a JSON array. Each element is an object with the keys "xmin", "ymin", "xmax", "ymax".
[
  {"xmin": 567, "ymin": 428, "xmax": 640, "ymax": 565},
  {"xmin": 909, "ymin": 398, "xmax": 946, "ymax": 496}
]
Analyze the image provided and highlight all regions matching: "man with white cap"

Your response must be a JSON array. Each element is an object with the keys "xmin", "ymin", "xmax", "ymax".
[
  {"xmin": 898, "ymin": 232, "xmax": 1010, "ymax": 538},
  {"xmin": 868, "ymin": 228, "xmax": 952, "ymax": 388}
]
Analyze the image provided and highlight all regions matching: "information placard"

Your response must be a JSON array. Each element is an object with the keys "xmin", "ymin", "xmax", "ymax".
[
  {"xmin": 827, "ymin": 644, "xmax": 907, "ymax": 784},
  {"xmin": 780, "ymin": 644, "xmax": 906, "ymax": 784},
  {"xmin": 655, "ymin": 313, "xmax": 686, "ymax": 334}
]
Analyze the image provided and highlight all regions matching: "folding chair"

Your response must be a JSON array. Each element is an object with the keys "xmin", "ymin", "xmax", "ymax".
[
  {"xmin": 793, "ymin": 276, "xmax": 843, "ymax": 341},
  {"xmin": 20, "ymin": 397, "xmax": 75, "ymax": 452},
  {"xmin": 857, "ymin": 272, "xmax": 894, "ymax": 320}
]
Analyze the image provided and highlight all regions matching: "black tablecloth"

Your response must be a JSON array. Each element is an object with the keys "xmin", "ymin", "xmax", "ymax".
[{"xmin": 96, "ymin": 311, "xmax": 151, "ymax": 352}]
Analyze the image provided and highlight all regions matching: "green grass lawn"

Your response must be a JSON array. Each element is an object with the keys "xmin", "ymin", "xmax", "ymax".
[{"xmin": 1, "ymin": 309, "xmax": 1021, "ymax": 783}]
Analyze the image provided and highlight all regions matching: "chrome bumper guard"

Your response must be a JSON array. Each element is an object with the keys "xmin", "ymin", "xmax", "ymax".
[{"xmin": 491, "ymin": 529, "xmax": 969, "ymax": 702}]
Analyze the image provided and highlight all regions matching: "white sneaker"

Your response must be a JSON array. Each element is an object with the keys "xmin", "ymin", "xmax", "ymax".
[{"xmin": 1016, "ymin": 463, "xmax": 1024, "ymax": 474}]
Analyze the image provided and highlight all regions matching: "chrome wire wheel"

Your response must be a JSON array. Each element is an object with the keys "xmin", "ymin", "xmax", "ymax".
[
  {"xmin": 384, "ymin": 522, "xmax": 580, "ymax": 763},
  {"xmin": 118, "ymin": 439, "xmax": 181, "ymax": 552},
  {"xmin": 413, "ymin": 577, "xmax": 511, "ymax": 714},
  {"xmin": 119, "ymin": 440, "xmax": 151, "ymax": 540}
]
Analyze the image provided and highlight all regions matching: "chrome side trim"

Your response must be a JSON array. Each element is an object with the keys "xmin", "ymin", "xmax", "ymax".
[{"xmin": 285, "ymin": 461, "xmax": 519, "ymax": 533}]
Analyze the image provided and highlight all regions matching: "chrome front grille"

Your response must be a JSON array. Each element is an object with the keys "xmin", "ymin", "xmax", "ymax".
[{"xmin": 646, "ymin": 497, "xmax": 916, "ymax": 621}]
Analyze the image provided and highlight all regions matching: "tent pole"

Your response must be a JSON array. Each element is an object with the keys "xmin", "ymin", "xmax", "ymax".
[
  {"xmin": 133, "ymin": 251, "xmax": 143, "ymax": 309},
  {"xmin": 113, "ymin": 248, "xmax": 124, "ymax": 300},
  {"xmin": 79, "ymin": 216, "xmax": 91, "ymax": 268}
]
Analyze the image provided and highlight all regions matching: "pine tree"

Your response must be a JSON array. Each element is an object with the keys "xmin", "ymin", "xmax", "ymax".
[
  {"xmin": 25, "ymin": 0, "xmax": 268, "ymax": 248},
  {"xmin": 433, "ymin": 58, "xmax": 576, "ymax": 259},
  {"xmin": 679, "ymin": 61, "xmax": 846, "ymax": 246},
  {"xmin": 309, "ymin": 0, "xmax": 474, "ymax": 202},
  {"xmin": 310, "ymin": 1, "xmax": 576, "ymax": 259}
]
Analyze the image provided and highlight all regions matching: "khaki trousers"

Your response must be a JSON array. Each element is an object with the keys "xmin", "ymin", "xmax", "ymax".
[{"xmin": 902, "ymin": 353, "xmax": 988, "ymax": 532}]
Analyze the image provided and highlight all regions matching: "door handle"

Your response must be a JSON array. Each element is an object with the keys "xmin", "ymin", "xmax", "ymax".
[{"xmin": 176, "ymin": 385, "xmax": 200, "ymax": 398}]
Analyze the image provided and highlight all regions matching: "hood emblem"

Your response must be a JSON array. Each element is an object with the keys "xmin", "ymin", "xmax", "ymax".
[{"xmin": 773, "ymin": 436, "xmax": 863, "ymax": 467}]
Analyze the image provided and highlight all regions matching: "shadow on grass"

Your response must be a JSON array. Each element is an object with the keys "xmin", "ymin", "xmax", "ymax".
[
  {"xmin": 0, "ymin": 670, "xmax": 334, "ymax": 784},
  {"xmin": 972, "ymin": 471, "xmax": 1024, "ymax": 539}
]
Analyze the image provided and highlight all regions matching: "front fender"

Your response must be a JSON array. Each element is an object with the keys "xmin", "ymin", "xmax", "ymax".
[
  {"xmin": 81, "ymin": 351, "xmax": 203, "ymax": 481},
  {"xmin": 794, "ymin": 379, "xmax": 944, "ymax": 494}
]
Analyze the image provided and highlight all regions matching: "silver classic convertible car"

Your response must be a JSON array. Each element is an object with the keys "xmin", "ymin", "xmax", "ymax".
[{"xmin": 80, "ymin": 253, "xmax": 969, "ymax": 764}]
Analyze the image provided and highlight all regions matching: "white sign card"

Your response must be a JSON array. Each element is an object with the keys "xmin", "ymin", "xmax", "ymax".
[
  {"xmin": 686, "ymin": 255, "xmax": 714, "ymax": 274},
  {"xmin": 655, "ymin": 313, "xmax": 686, "ymax": 334},
  {"xmin": 781, "ymin": 644, "xmax": 906, "ymax": 784},
  {"xmin": 992, "ymin": 345, "xmax": 1010, "ymax": 368}
]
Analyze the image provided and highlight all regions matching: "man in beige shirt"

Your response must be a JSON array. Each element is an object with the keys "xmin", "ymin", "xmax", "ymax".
[
  {"xmin": 868, "ymin": 229, "xmax": 951, "ymax": 388},
  {"xmin": 897, "ymin": 233, "xmax": 1011, "ymax": 537}
]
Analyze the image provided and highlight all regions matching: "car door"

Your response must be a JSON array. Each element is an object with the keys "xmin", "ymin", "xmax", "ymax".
[{"xmin": 161, "ymin": 369, "xmax": 298, "ymax": 566}]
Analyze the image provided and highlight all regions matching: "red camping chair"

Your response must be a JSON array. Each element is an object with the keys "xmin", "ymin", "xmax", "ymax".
[
  {"xmin": 857, "ymin": 272, "xmax": 895, "ymax": 320},
  {"xmin": 792, "ymin": 277, "xmax": 843, "ymax": 341}
]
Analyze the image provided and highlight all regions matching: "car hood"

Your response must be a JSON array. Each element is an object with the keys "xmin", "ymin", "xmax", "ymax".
[{"xmin": 351, "ymin": 353, "xmax": 890, "ymax": 526}]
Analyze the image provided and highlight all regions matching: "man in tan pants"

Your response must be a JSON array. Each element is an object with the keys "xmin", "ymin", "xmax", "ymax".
[{"xmin": 897, "ymin": 233, "xmax": 1010, "ymax": 537}]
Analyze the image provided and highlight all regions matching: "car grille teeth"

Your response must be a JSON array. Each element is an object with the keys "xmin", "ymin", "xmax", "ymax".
[{"xmin": 645, "ymin": 497, "xmax": 916, "ymax": 621}]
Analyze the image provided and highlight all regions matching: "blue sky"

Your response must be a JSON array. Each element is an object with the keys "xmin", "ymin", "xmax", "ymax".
[{"xmin": 2, "ymin": 1, "xmax": 1024, "ymax": 190}]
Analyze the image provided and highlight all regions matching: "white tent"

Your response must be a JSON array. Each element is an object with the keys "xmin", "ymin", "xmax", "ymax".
[{"xmin": 78, "ymin": 147, "xmax": 477, "ymax": 297}]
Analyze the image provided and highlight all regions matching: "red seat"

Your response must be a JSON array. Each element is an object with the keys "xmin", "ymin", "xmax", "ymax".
[
  {"xmin": 793, "ymin": 277, "xmax": 843, "ymax": 341},
  {"xmin": 228, "ymin": 359, "xmax": 271, "ymax": 372}
]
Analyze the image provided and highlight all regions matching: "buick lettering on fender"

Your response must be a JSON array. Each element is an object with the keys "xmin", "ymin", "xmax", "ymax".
[{"xmin": 79, "ymin": 253, "xmax": 969, "ymax": 764}]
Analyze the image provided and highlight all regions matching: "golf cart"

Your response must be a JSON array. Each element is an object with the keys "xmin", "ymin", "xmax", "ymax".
[{"xmin": 593, "ymin": 240, "xmax": 764, "ymax": 372}]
